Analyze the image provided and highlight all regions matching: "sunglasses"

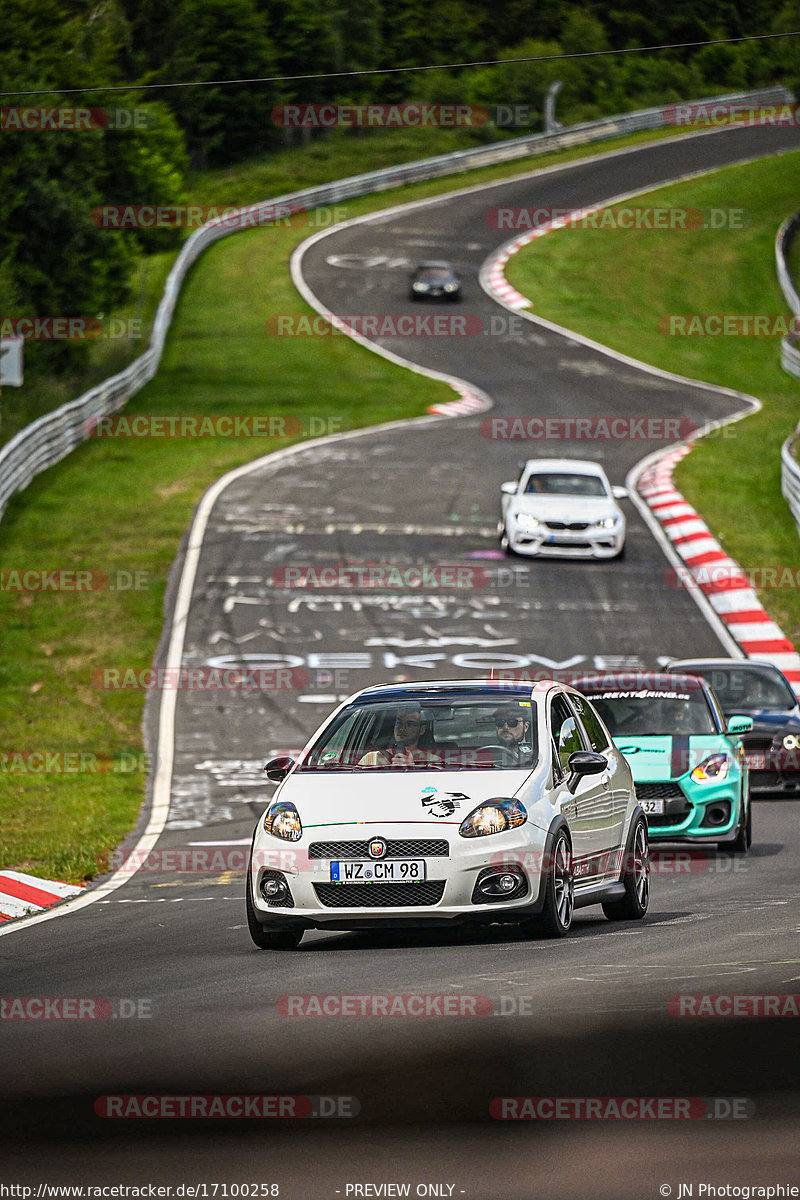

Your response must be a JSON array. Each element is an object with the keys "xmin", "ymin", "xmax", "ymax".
[{"xmin": 494, "ymin": 716, "xmax": 523, "ymax": 728}]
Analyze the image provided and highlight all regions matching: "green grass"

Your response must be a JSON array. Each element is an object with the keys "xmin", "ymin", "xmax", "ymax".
[{"xmin": 506, "ymin": 150, "xmax": 800, "ymax": 647}]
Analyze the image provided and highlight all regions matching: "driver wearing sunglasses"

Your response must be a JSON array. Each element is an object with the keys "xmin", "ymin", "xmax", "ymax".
[{"xmin": 490, "ymin": 705, "xmax": 532, "ymax": 767}]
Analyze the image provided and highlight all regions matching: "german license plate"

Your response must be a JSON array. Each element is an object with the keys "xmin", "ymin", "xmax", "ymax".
[
  {"xmin": 745, "ymin": 752, "xmax": 767, "ymax": 769},
  {"xmin": 641, "ymin": 799, "xmax": 665, "ymax": 815},
  {"xmin": 330, "ymin": 859, "xmax": 426, "ymax": 883}
]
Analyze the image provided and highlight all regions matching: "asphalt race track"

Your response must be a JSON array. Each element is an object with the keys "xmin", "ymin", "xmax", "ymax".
[{"xmin": 3, "ymin": 124, "xmax": 800, "ymax": 1197}]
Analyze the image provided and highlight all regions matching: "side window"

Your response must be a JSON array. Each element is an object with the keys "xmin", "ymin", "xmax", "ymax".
[
  {"xmin": 570, "ymin": 693, "xmax": 610, "ymax": 752},
  {"xmin": 551, "ymin": 694, "xmax": 588, "ymax": 773}
]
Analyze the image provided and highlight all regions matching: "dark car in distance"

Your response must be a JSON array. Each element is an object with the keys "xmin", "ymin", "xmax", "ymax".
[
  {"xmin": 667, "ymin": 659, "xmax": 800, "ymax": 797},
  {"xmin": 409, "ymin": 261, "xmax": 461, "ymax": 301}
]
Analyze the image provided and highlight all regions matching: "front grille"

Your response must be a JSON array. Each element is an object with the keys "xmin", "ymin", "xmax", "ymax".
[
  {"xmin": 313, "ymin": 881, "xmax": 446, "ymax": 908},
  {"xmin": 308, "ymin": 839, "xmax": 449, "ymax": 859},
  {"xmin": 649, "ymin": 812, "xmax": 690, "ymax": 828},
  {"xmin": 743, "ymin": 729, "xmax": 777, "ymax": 748},
  {"xmin": 637, "ymin": 781, "xmax": 690, "ymax": 829},
  {"xmin": 636, "ymin": 782, "xmax": 685, "ymax": 801},
  {"xmin": 544, "ymin": 520, "xmax": 590, "ymax": 531}
]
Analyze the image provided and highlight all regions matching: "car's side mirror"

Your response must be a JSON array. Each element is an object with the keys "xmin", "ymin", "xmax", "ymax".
[
  {"xmin": 566, "ymin": 750, "xmax": 608, "ymax": 793},
  {"xmin": 264, "ymin": 756, "xmax": 296, "ymax": 782},
  {"xmin": 612, "ymin": 485, "xmax": 629, "ymax": 500},
  {"xmin": 501, "ymin": 481, "xmax": 517, "ymax": 496},
  {"xmin": 727, "ymin": 715, "xmax": 754, "ymax": 734}
]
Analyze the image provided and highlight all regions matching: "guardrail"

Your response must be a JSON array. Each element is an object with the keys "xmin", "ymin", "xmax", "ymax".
[
  {"xmin": 775, "ymin": 209, "xmax": 800, "ymax": 533},
  {"xmin": 0, "ymin": 84, "xmax": 793, "ymax": 524},
  {"xmin": 776, "ymin": 210, "xmax": 800, "ymax": 379}
]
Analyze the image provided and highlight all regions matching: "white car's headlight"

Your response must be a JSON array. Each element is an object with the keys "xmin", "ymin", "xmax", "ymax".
[
  {"xmin": 514, "ymin": 513, "xmax": 541, "ymax": 531},
  {"xmin": 690, "ymin": 753, "xmax": 730, "ymax": 783},
  {"xmin": 263, "ymin": 801, "xmax": 303, "ymax": 841},
  {"xmin": 459, "ymin": 798, "xmax": 527, "ymax": 838},
  {"xmin": 594, "ymin": 515, "xmax": 619, "ymax": 529},
  {"xmin": 412, "ymin": 282, "xmax": 429, "ymax": 292},
  {"xmin": 443, "ymin": 282, "xmax": 459, "ymax": 292}
]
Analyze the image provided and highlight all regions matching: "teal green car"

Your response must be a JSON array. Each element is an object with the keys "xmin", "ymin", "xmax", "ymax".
[{"xmin": 576, "ymin": 672, "xmax": 753, "ymax": 853}]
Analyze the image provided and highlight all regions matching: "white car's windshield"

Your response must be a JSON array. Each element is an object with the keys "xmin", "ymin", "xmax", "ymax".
[
  {"xmin": 299, "ymin": 694, "xmax": 539, "ymax": 771},
  {"xmin": 524, "ymin": 473, "xmax": 607, "ymax": 497}
]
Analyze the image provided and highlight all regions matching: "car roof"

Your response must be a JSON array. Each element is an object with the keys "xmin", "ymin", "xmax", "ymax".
[
  {"xmin": 521, "ymin": 458, "xmax": 606, "ymax": 476},
  {"xmin": 575, "ymin": 671, "xmax": 708, "ymax": 694},
  {"xmin": 351, "ymin": 677, "xmax": 579, "ymax": 703},
  {"xmin": 668, "ymin": 658, "xmax": 783, "ymax": 674},
  {"xmin": 416, "ymin": 260, "xmax": 454, "ymax": 269}
]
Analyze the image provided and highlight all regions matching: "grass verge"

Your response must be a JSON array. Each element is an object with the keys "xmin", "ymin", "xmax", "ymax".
[{"xmin": 505, "ymin": 150, "xmax": 800, "ymax": 646}]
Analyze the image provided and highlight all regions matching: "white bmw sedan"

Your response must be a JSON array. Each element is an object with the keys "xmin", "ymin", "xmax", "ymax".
[
  {"xmin": 246, "ymin": 680, "xmax": 649, "ymax": 949},
  {"xmin": 500, "ymin": 458, "xmax": 627, "ymax": 559}
]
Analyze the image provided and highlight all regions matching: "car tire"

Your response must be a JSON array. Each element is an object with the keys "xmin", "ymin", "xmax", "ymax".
[
  {"xmin": 603, "ymin": 817, "xmax": 649, "ymax": 921},
  {"xmin": 526, "ymin": 829, "xmax": 574, "ymax": 938},
  {"xmin": 246, "ymin": 876, "xmax": 303, "ymax": 950},
  {"xmin": 728, "ymin": 799, "xmax": 751, "ymax": 855}
]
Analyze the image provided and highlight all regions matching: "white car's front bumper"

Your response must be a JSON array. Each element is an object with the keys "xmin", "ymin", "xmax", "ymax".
[
  {"xmin": 507, "ymin": 522, "xmax": 625, "ymax": 559},
  {"xmin": 249, "ymin": 821, "xmax": 549, "ymax": 930}
]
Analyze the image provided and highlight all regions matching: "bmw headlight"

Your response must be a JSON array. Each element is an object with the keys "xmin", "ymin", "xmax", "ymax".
[
  {"xmin": 263, "ymin": 800, "xmax": 303, "ymax": 841},
  {"xmin": 782, "ymin": 733, "xmax": 799, "ymax": 749},
  {"xmin": 595, "ymin": 515, "xmax": 619, "ymax": 529},
  {"xmin": 443, "ymin": 282, "xmax": 459, "ymax": 292},
  {"xmin": 412, "ymin": 282, "xmax": 429, "ymax": 292},
  {"xmin": 690, "ymin": 753, "xmax": 730, "ymax": 783},
  {"xmin": 514, "ymin": 513, "xmax": 541, "ymax": 531},
  {"xmin": 459, "ymin": 798, "xmax": 527, "ymax": 838}
]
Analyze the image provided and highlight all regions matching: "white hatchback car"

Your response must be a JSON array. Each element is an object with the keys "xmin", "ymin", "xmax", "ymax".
[
  {"xmin": 246, "ymin": 680, "xmax": 649, "ymax": 949},
  {"xmin": 500, "ymin": 458, "xmax": 627, "ymax": 559}
]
